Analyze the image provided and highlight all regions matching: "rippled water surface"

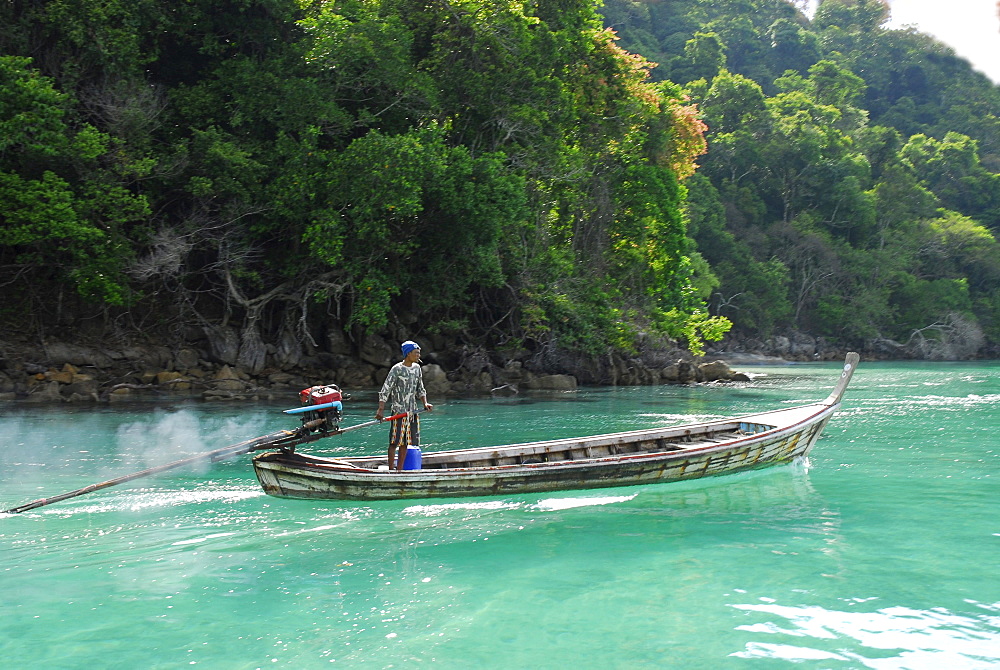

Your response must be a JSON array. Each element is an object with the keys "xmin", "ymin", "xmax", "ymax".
[{"xmin": 2, "ymin": 360, "xmax": 997, "ymax": 668}]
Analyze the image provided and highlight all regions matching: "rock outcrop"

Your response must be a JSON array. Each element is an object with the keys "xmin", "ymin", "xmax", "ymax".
[{"xmin": 0, "ymin": 332, "xmax": 748, "ymax": 404}]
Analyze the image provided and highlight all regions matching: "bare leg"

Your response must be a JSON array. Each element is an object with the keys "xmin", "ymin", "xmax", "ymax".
[{"xmin": 394, "ymin": 417, "xmax": 411, "ymax": 471}]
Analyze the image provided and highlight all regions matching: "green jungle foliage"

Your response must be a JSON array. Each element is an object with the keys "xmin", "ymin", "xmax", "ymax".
[
  {"xmin": 1, "ymin": 0, "xmax": 997, "ymax": 363},
  {"xmin": 0, "ymin": 0, "xmax": 723, "ymax": 363},
  {"xmin": 600, "ymin": 0, "xmax": 1000, "ymax": 354}
]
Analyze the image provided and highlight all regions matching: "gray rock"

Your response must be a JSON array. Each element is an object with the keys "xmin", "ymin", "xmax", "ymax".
[
  {"xmin": 120, "ymin": 345, "xmax": 173, "ymax": 368},
  {"xmin": 274, "ymin": 329, "xmax": 304, "ymax": 368},
  {"xmin": 174, "ymin": 348, "xmax": 201, "ymax": 370},
  {"xmin": 359, "ymin": 335, "xmax": 395, "ymax": 368},
  {"xmin": 212, "ymin": 365, "xmax": 245, "ymax": 391},
  {"xmin": 339, "ymin": 363, "xmax": 376, "ymax": 388},
  {"xmin": 676, "ymin": 360, "xmax": 698, "ymax": 383},
  {"xmin": 471, "ymin": 371, "xmax": 494, "ymax": 393},
  {"xmin": 64, "ymin": 380, "xmax": 99, "ymax": 396},
  {"xmin": 25, "ymin": 380, "xmax": 64, "ymax": 402},
  {"xmin": 501, "ymin": 360, "xmax": 525, "ymax": 382},
  {"xmin": 268, "ymin": 371, "xmax": 297, "ymax": 384},
  {"xmin": 204, "ymin": 326, "xmax": 240, "ymax": 365},
  {"xmin": 524, "ymin": 374, "xmax": 577, "ymax": 390},
  {"xmin": 43, "ymin": 342, "xmax": 115, "ymax": 368},
  {"xmin": 326, "ymin": 327, "xmax": 353, "ymax": 356},
  {"xmin": 698, "ymin": 360, "xmax": 733, "ymax": 381},
  {"xmin": 461, "ymin": 350, "xmax": 490, "ymax": 375},
  {"xmin": 422, "ymin": 363, "xmax": 450, "ymax": 396},
  {"xmin": 661, "ymin": 363, "xmax": 680, "ymax": 382},
  {"xmin": 769, "ymin": 336, "xmax": 791, "ymax": 356}
]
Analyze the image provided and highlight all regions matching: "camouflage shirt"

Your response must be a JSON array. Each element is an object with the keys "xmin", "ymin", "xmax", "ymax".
[{"xmin": 378, "ymin": 362, "xmax": 426, "ymax": 414}]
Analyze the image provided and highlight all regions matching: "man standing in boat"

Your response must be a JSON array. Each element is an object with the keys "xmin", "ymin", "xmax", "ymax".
[{"xmin": 376, "ymin": 340, "xmax": 433, "ymax": 471}]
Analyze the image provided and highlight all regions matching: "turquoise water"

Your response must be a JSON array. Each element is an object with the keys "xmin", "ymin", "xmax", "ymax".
[{"xmin": 1, "ymin": 361, "xmax": 997, "ymax": 669}]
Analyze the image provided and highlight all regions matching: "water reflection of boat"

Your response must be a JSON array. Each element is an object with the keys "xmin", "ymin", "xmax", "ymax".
[
  {"xmin": 634, "ymin": 463, "xmax": 819, "ymax": 516},
  {"xmin": 252, "ymin": 354, "xmax": 860, "ymax": 502}
]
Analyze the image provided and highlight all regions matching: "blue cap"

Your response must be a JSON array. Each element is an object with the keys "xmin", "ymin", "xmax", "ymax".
[{"xmin": 401, "ymin": 340, "xmax": 420, "ymax": 356}]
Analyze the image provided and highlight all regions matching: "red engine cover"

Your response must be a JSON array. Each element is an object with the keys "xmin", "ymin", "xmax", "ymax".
[{"xmin": 299, "ymin": 385, "xmax": 342, "ymax": 406}]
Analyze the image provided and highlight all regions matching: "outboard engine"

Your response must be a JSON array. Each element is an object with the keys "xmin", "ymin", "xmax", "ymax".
[{"xmin": 298, "ymin": 384, "xmax": 343, "ymax": 433}]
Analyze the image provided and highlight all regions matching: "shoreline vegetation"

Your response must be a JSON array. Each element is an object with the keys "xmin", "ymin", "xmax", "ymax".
[{"xmin": 2, "ymin": 1, "xmax": 998, "ymax": 398}]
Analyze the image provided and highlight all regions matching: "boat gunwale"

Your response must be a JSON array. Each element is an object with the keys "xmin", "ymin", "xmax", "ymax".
[{"xmin": 404, "ymin": 400, "xmax": 829, "ymax": 460}]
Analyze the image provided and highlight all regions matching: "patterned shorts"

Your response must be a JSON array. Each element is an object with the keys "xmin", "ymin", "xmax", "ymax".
[{"xmin": 388, "ymin": 414, "xmax": 420, "ymax": 449}]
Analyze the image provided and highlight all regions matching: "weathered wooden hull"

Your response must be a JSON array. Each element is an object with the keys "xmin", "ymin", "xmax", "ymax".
[{"xmin": 252, "ymin": 353, "xmax": 860, "ymax": 501}]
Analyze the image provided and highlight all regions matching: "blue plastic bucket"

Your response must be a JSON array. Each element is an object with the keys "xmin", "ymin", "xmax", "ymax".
[{"xmin": 403, "ymin": 445, "xmax": 422, "ymax": 470}]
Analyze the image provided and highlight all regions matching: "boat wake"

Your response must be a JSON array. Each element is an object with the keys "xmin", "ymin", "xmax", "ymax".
[{"xmin": 532, "ymin": 494, "xmax": 638, "ymax": 511}]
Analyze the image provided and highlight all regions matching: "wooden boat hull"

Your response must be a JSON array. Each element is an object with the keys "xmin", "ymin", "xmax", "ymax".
[{"xmin": 252, "ymin": 353, "xmax": 859, "ymax": 501}]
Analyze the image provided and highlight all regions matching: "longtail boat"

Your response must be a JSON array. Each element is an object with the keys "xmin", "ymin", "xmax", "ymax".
[{"xmin": 251, "ymin": 353, "xmax": 860, "ymax": 501}]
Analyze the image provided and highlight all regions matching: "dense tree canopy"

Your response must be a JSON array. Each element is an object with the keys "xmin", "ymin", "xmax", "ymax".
[
  {"xmin": 1, "ymin": 0, "xmax": 726, "ymax": 364},
  {"xmin": 1, "ymin": 0, "xmax": 997, "ymax": 364},
  {"xmin": 601, "ymin": 0, "xmax": 1000, "ymax": 356}
]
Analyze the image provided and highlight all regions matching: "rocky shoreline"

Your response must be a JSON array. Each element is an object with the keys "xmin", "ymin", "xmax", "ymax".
[
  {"xmin": 0, "ymin": 334, "xmax": 759, "ymax": 405},
  {"xmin": 4, "ymin": 325, "xmax": 975, "ymax": 405}
]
